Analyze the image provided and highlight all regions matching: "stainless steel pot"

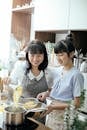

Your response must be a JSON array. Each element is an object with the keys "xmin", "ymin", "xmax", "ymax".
[{"xmin": 4, "ymin": 105, "xmax": 25, "ymax": 125}]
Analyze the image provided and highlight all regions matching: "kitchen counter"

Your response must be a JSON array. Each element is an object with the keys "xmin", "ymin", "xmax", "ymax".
[{"xmin": 28, "ymin": 118, "xmax": 51, "ymax": 130}]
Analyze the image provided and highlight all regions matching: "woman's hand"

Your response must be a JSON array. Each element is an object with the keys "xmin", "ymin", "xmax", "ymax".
[
  {"xmin": 3, "ymin": 77, "xmax": 11, "ymax": 85},
  {"xmin": 37, "ymin": 91, "xmax": 49, "ymax": 102},
  {"xmin": 45, "ymin": 101, "xmax": 68, "ymax": 115},
  {"xmin": 46, "ymin": 103, "xmax": 54, "ymax": 114},
  {"xmin": 39, "ymin": 103, "xmax": 54, "ymax": 118}
]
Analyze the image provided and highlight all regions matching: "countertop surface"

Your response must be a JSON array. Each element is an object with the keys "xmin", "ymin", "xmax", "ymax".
[{"xmin": 29, "ymin": 118, "xmax": 51, "ymax": 130}]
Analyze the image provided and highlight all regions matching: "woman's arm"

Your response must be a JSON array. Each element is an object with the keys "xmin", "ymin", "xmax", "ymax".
[
  {"xmin": 73, "ymin": 97, "xmax": 80, "ymax": 108},
  {"xmin": 43, "ymin": 101, "xmax": 69, "ymax": 116},
  {"xmin": 45, "ymin": 97, "xmax": 80, "ymax": 115},
  {"xmin": 3, "ymin": 77, "xmax": 11, "ymax": 85}
]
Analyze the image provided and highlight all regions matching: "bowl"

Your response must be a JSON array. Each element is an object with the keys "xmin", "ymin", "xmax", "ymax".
[
  {"xmin": 19, "ymin": 97, "xmax": 38, "ymax": 110},
  {"xmin": 25, "ymin": 102, "xmax": 47, "ymax": 120},
  {"xmin": 19, "ymin": 97, "xmax": 47, "ymax": 119}
]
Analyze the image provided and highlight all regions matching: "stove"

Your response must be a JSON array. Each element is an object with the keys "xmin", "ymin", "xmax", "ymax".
[{"xmin": 0, "ymin": 118, "xmax": 39, "ymax": 130}]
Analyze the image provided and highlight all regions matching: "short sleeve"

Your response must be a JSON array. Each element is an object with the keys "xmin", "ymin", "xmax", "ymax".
[{"xmin": 73, "ymin": 72, "xmax": 84, "ymax": 97}]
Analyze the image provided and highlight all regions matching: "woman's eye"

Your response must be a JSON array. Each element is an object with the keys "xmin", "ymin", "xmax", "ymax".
[
  {"xmin": 56, "ymin": 54, "xmax": 63, "ymax": 57},
  {"xmin": 38, "ymin": 55, "xmax": 41, "ymax": 58},
  {"xmin": 30, "ymin": 54, "xmax": 34, "ymax": 57}
]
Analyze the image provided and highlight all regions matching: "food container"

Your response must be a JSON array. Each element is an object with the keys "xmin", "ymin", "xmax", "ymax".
[
  {"xmin": 25, "ymin": 102, "xmax": 47, "ymax": 120},
  {"xmin": 19, "ymin": 97, "xmax": 47, "ymax": 120},
  {"xmin": 4, "ymin": 105, "xmax": 25, "ymax": 125},
  {"xmin": 19, "ymin": 97, "xmax": 38, "ymax": 110}
]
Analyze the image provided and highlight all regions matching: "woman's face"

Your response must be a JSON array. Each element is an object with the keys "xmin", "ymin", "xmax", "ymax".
[
  {"xmin": 56, "ymin": 52, "xmax": 72, "ymax": 66},
  {"xmin": 28, "ymin": 52, "xmax": 44, "ymax": 67}
]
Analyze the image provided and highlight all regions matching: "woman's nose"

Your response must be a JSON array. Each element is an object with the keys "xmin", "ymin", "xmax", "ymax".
[{"xmin": 33, "ymin": 56, "xmax": 38, "ymax": 61}]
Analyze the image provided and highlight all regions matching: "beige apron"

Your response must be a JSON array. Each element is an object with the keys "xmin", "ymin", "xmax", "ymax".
[
  {"xmin": 45, "ymin": 109, "xmax": 65, "ymax": 130},
  {"xmin": 45, "ymin": 98, "xmax": 65, "ymax": 130}
]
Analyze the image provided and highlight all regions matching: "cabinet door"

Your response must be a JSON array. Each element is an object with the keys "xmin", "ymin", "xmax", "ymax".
[
  {"xmin": 69, "ymin": 0, "xmax": 87, "ymax": 30},
  {"xmin": 11, "ymin": 0, "xmax": 33, "ymax": 42},
  {"xmin": 34, "ymin": 0, "xmax": 69, "ymax": 31}
]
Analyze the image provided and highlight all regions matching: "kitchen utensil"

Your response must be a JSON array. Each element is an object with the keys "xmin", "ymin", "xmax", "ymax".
[
  {"xmin": 4, "ymin": 105, "xmax": 26, "ymax": 125},
  {"xmin": 25, "ymin": 102, "xmax": 47, "ymax": 119}
]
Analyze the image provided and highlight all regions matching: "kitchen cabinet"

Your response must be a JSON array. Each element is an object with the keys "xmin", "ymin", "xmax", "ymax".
[
  {"xmin": 11, "ymin": 0, "xmax": 87, "ymax": 44},
  {"xmin": 35, "ymin": 31, "xmax": 55, "ymax": 42},
  {"xmin": 34, "ymin": 0, "xmax": 87, "ymax": 31},
  {"xmin": 69, "ymin": 0, "xmax": 87, "ymax": 30},
  {"xmin": 34, "ymin": 0, "xmax": 69, "ymax": 31},
  {"xmin": 11, "ymin": 0, "xmax": 34, "ymax": 42}
]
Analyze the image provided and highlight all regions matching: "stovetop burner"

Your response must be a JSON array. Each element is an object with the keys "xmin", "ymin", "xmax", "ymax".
[{"xmin": 1, "ymin": 119, "xmax": 39, "ymax": 130}]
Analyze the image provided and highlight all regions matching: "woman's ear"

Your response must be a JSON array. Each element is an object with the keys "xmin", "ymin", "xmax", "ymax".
[{"xmin": 70, "ymin": 51, "xmax": 75, "ymax": 59}]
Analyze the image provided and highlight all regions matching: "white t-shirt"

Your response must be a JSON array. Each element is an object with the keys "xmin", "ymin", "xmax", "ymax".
[{"xmin": 50, "ymin": 66, "xmax": 84, "ymax": 101}]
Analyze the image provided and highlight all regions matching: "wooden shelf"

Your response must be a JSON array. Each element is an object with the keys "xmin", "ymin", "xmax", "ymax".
[
  {"xmin": 12, "ymin": 5, "xmax": 34, "ymax": 14},
  {"xmin": 11, "ymin": 1, "xmax": 34, "ymax": 41}
]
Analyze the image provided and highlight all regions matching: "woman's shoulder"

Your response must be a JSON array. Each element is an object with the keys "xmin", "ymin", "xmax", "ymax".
[
  {"xmin": 72, "ymin": 66, "xmax": 83, "ymax": 75},
  {"xmin": 71, "ymin": 67, "xmax": 84, "ymax": 81}
]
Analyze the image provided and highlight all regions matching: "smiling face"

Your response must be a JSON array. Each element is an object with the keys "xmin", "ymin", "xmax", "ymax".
[
  {"xmin": 54, "ymin": 38, "xmax": 75, "ymax": 69},
  {"xmin": 28, "ymin": 52, "xmax": 44, "ymax": 68},
  {"xmin": 56, "ymin": 52, "xmax": 73, "ymax": 67},
  {"xmin": 26, "ymin": 40, "xmax": 48, "ymax": 71}
]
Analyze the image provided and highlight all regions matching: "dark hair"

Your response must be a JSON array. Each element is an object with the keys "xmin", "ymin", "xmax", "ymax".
[
  {"xmin": 54, "ymin": 35, "xmax": 75, "ymax": 55},
  {"xmin": 26, "ymin": 39, "xmax": 48, "ymax": 72}
]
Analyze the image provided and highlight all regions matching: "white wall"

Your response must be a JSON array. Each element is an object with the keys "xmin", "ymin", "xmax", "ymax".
[{"xmin": 0, "ymin": 0, "xmax": 12, "ymax": 63}]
